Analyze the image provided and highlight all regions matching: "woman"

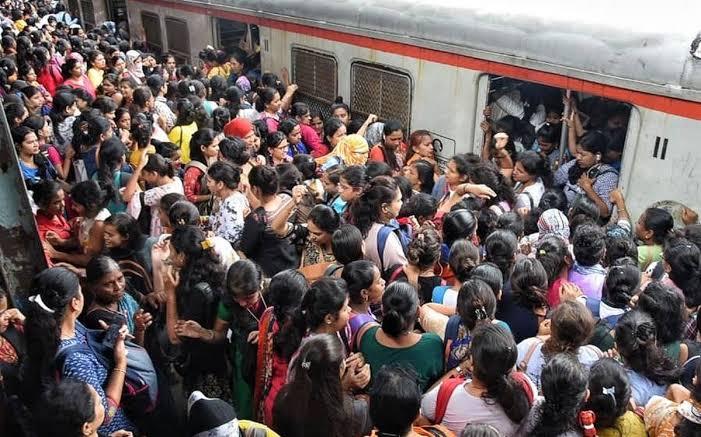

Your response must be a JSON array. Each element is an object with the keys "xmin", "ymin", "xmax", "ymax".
[
  {"xmin": 644, "ymin": 361, "xmax": 701, "ymax": 436},
  {"xmin": 33, "ymin": 180, "xmax": 75, "ymax": 253},
  {"xmin": 336, "ymin": 165, "xmax": 367, "ymax": 215},
  {"xmin": 343, "ymin": 260, "xmax": 385, "ymax": 351},
  {"xmin": 349, "ymin": 175, "xmax": 407, "ymax": 275},
  {"xmin": 279, "ymin": 118, "xmax": 308, "ymax": 157},
  {"xmin": 318, "ymin": 133, "xmax": 369, "ymax": 171},
  {"xmin": 33, "ymin": 45, "xmax": 63, "ymax": 96},
  {"xmin": 13, "ymin": 125, "xmax": 57, "ymax": 189},
  {"xmin": 431, "ymin": 239, "xmax": 480, "ymax": 308},
  {"xmin": 86, "ymin": 50, "xmax": 106, "ymax": 89},
  {"xmin": 615, "ymin": 310, "xmax": 680, "ymax": 407},
  {"xmin": 49, "ymin": 92, "xmax": 78, "ymax": 156},
  {"xmin": 183, "ymin": 128, "xmax": 219, "ymax": 213},
  {"xmin": 23, "ymin": 114, "xmax": 71, "ymax": 180},
  {"xmin": 162, "ymin": 226, "xmax": 230, "ymax": 401},
  {"xmin": 388, "ymin": 225, "xmax": 443, "ymax": 305},
  {"xmin": 123, "ymin": 50, "xmax": 144, "ymax": 86},
  {"xmin": 260, "ymin": 131, "xmax": 292, "ymax": 166},
  {"xmin": 239, "ymin": 165, "xmax": 299, "ymax": 277},
  {"xmin": 359, "ymin": 282, "xmax": 444, "ymax": 391},
  {"xmin": 206, "ymin": 160, "xmax": 249, "ymax": 245},
  {"xmin": 405, "ymin": 129, "xmax": 436, "ymax": 167},
  {"xmin": 422, "ymin": 324, "xmax": 532, "ymax": 436},
  {"xmin": 123, "ymin": 152, "xmax": 183, "ymax": 237},
  {"xmin": 72, "ymin": 114, "xmax": 113, "ymax": 181},
  {"xmin": 554, "ymin": 130, "xmax": 618, "ymax": 218},
  {"xmin": 517, "ymin": 300, "xmax": 602, "ymax": 392},
  {"xmin": 369, "ymin": 120, "xmax": 405, "ymax": 174},
  {"xmin": 273, "ymin": 334, "xmax": 371, "ymax": 437},
  {"xmin": 95, "ymin": 136, "xmax": 130, "ymax": 214},
  {"xmin": 435, "ymin": 154, "xmax": 474, "ymax": 212},
  {"xmin": 290, "ymin": 102, "xmax": 328, "ymax": 157},
  {"xmin": 98, "ymin": 72, "xmax": 123, "ymax": 107},
  {"xmin": 311, "ymin": 112, "xmax": 325, "ymax": 138},
  {"xmin": 637, "ymin": 281, "xmax": 688, "ymax": 364},
  {"xmin": 114, "ymin": 107, "xmax": 131, "ymax": 146},
  {"xmin": 320, "ymin": 117, "xmax": 347, "ymax": 155},
  {"xmin": 22, "ymin": 85, "xmax": 47, "ymax": 117},
  {"xmin": 512, "ymin": 150, "xmax": 552, "ymax": 215},
  {"xmin": 82, "ymin": 256, "xmax": 151, "ymax": 346},
  {"xmin": 167, "ymin": 98, "xmax": 198, "ymax": 164},
  {"xmin": 103, "ymin": 213, "xmax": 155, "ymax": 301},
  {"xmin": 517, "ymin": 354, "xmax": 589, "ymax": 436},
  {"xmin": 536, "ymin": 235, "xmax": 572, "ymax": 308},
  {"xmin": 21, "ymin": 268, "xmax": 135, "ymax": 434},
  {"xmin": 635, "ymin": 207, "xmax": 674, "ymax": 270},
  {"xmin": 406, "ymin": 159, "xmax": 435, "ymax": 195},
  {"xmin": 256, "ymin": 87, "xmax": 283, "ymax": 133},
  {"xmin": 254, "ymin": 270, "xmax": 309, "ymax": 425},
  {"xmin": 61, "ymin": 57, "xmax": 96, "ymax": 99},
  {"xmin": 584, "ymin": 358, "xmax": 646, "ymax": 437}
]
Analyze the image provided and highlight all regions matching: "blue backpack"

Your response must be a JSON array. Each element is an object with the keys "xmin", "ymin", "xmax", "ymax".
[
  {"xmin": 55, "ymin": 323, "xmax": 159, "ymax": 416},
  {"xmin": 376, "ymin": 220, "xmax": 410, "ymax": 278}
]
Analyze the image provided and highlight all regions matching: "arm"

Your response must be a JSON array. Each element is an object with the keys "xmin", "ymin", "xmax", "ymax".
[
  {"xmin": 163, "ymin": 268, "xmax": 181, "ymax": 345},
  {"xmin": 609, "ymin": 188, "xmax": 630, "ymax": 223},
  {"xmin": 122, "ymin": 148, "xmax": 147, "ymax": 203},
  {"xmin": 280, "ymin": 83, "xmax": 298, "ymax": 111},
  {"xmin": 354, "ymin": 114, "xmax": 378, "ymax": 138},
  {"xmin": 270, "ymin": 185, "xmax": 306, "ymax": 236},
  {"xmin": 173, "ymin": 317, "xmax": 229, "ymax": 344}
]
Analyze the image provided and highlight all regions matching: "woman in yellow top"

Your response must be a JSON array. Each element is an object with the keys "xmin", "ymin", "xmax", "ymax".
[
  {"xmin": 86, "ymin": 50, "xmax": 106, "ymax": 89},
  {"xmin": 168, "ymin": 98, "xmax": 199, "ymax": 164},
  {"xmin": 206, "ymin": 50, "xmax": 231, "ymax": 79}
]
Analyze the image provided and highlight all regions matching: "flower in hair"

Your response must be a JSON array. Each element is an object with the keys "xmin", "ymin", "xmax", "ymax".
[
  {"xmin": 200, "ymin": 238, "xmax": 214, "ymax": 250},
  {"xmin": 301, "ymin": 360, "xmax": 311, "ymax": 370}
]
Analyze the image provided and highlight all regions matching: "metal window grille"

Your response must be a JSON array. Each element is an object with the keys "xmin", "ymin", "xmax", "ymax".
[
  {"xmin": 79, "ymin": 0, "xmax": 95, "ymax": 29},
  {"xmin": 165, "ymin": 17, "xmax": 191, "ymax": 64},
  {"xmin": 141, "ymin": 12, "xmax": 162, "ymax": 54},
  {"xmin": 291, "ymin": 48, "xmax": 337, "ymax": 118},
  {"xmin": 351, "ymin": 62, "xmax": 412, "ymax": 130}
]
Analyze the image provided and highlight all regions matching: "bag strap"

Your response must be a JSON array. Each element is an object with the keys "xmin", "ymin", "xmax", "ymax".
[
  {"xmin": 511, "ymin": 371, "xmax": 535, "ymax": 406},
  {"xmin": 434, "ymin": 377, "xmax": 465, "ymax": 424},
  {"xmin": 517, "ymin": 338, "xmax": 543, "ymax": 372},
  {"xmin": 376, "ymin": 225, "xmax": 394, "ymax": 274}
]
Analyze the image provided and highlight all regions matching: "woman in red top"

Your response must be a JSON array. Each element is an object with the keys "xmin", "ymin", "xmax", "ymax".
[
  {"xmin": 60, "ymin": 58, "xmax": 96, "ymax": 99},
  {"xmin": 368, "ymin": 120, "xmax": 405, "ymax": 174},
  {"xmin": 183, "ymin": 128, "xmax": 220, "ymax": 210},
  {"xmin": 33, "ymin": 46, "xmax": 63, "ymax": 97},
  {"xmin": 32, "ymin": 180, "xmax": 78, "ymax": 266}
]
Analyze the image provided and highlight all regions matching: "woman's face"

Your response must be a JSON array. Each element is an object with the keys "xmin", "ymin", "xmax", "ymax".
[
  {"xmin": 206, "ymin": 175, "xmax": 223, "ymax": 198},
  {"xmin": 202, "ymin": 137, "xmax": 221, "ymax": 159},
  {"xmin": 538, "ymin": 136, "xmax": 556, "ymax": 154},
  {"xmin": 166, "ymin": 242, "xmax": 185, "ymax": 269},
  {"xmin": 233, "ymin": 291, "xmax": 260, "ymax": 311},
  {"xmin": 384, "ymin": 188, "xmax": 403, "ymax": 219},
  {"xmin": 230, "ymin": 58, "xmax": 243, "ymax": 74},
  {"xmin": 119, "ymin": 82, "xmax": 133, "ymax": 100},
  {"xmin": 512, "ymin": 161, "xmax": 533, "ymax": 184},
  {"xmin": 103, "ymin": 224, "xmax": 126, "ymax": 249},
  {"xmin": 117, "ymin": 112, "xmax": 131, "ymax": 130},
  {"xmin": 92, "ymin": 54, "xmax": 106, "ymax": 70},
  {"xmin": 575, "ymin": 145, "xmax": 598, "ymax": 169},
  {"xmin": 333, "ymin": 107, "xmax": 350, "ymax": 126},
  {"xmin": 338, "ymin": 176, "xmax": 359, "ymax": 202},
  {"xmin": 93, "ymin": 268, "xmax": 126, "ymax": 304},
  {"xmin": 84, "ymin": 384, "xmax": 105, "ymax": 437},
  {"xmin": 384, "ymin": 130, "xmax": 403, "ymax": 151},
  {"xmin": 28, "ymin": 92, "xmax": 45, "ymax": 110},
  {"xmin": 101, "ymin": 79, "xmax": 116, "ymax": 95},
  {"xmin": 165, "ymin": 56, "xmax": 176, "ymax": 73},
  {"xmin": 45, "ymin": 189, "xmax": 65, "ymax": 216},
  {"xmin": 25, "ymin": 67, "xmax": 36, "ymax": 82},
  {"xmin": 307, "ymin": 219, "xmax": 331, "ymax": 247},
  {"xmin": 71, "ymin": 62, "xmax": 83, "ymax": 78},
  {"xmin": 311, "ymin": 115, "xmax": 324, "ymax": 135},
  {"xmin": 445, "ymin": 160, "xmax": 466, "ymax": 187},
  {"xmin": 367, "ymin": 267, "xmax": 385, "ymax": 304},
  {"xmin": 332, "ymin": 296, "xmax": 352, "ymax": 332},
  {"xmin": 19, "ymin": 132, "xmax": 39, "ymax": 156},
  {"xmin": 286, "ymin": 124, "xmax": 302, "ymax": 145},
  {"xmin": 406, "ymin": 164, "xmax": 421, "ymax": 190},
  {"xmin": 113, "ymin": 58, "xmax": 125, "ymax": 73},
  {"xmin": 328, "ymin": 124, "xmax": 347, "ymax": 148},
  {"xmin": 265, "ymin": 92, "xmax": 282, "ymax": 114},
  {"xmin": 296, "ymin": 111, "xmax": 312, "ymax": 126},
  {"xmin": 271, "ymin": 138, "xmax": 289, "ymax": 162},
  {"xmin": 413, "ymin": 134, "xmax": 433, "ymax": 158}
]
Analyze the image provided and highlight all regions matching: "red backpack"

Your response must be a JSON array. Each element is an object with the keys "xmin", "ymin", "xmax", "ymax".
[{"xmin": 433, "ymin": 372, "xmax": 535, "ymax": 424}]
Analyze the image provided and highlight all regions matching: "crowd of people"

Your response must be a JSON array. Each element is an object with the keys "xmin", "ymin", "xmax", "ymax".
[{"xmin": 2, "ymin": 1, "xmax": 701, "ymax": 436}]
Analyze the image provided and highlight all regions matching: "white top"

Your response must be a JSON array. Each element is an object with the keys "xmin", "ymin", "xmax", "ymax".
[
  {"xmin": 422, "ymin": 379, "xmax": 522, "ymax": 436},
  {"xmin": 210, "ymin": 191, "xmax": 249, "ymax": 245},
  {"xmin": 514, "ymin": 180, "xmax": 545, "ymax": 211},
  {"xmin": 516, "ymin": 337, "xmax": 602, "ymax": 392},
  {"xmin": 364, "ymin": 222, "xmax": 408, "ymax": 271},
  {"xmin": 143, "ymin": 178, "xmax": 184, "ymax": 237}
]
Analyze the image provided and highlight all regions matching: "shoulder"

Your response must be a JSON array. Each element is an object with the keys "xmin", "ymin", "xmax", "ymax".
[{"xmin": 420, "ymin": 332, "xmax": 444, "ymax": 349}]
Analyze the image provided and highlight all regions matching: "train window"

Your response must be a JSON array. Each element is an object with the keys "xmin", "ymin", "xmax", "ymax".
[
  {"xmin": 66, "ymin": 0, "xmax": 79, "ymax": 20},
  {"xmin": 165, "ymin": 17, "xmax": 191, "ymax": 64},
  {"xmin": 291, "ymin": 47, "xmax": 338, "ymax": 118},
  {"xmin": 141, "ymin": 12, "xmax": 163, "ymax": 55},
  {"xmin": 79, "ymin": 0, "xmax": 95, "ymax": 29},
  {"xmin": 350, "ymin": 62, "xmax": 412, "ymax": 131},
  {"xmin": 215, "ymin": 19, "xmax": 248, "ymax": 51}
]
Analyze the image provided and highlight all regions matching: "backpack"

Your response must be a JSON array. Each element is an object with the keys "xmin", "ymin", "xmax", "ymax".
[
  {"xmin": 433, "ymin": 372, "xmax": 534, "ymax": 425},
  {"xmin": 54, "ymin": 323, "xmax": 159, "ymax": 417},
  {"xmin": 376, "ymin": 221, "xmax": 410, "ymax": 279},
  {"xmin": 443, "ymin": 316, "xmax": 471, "ymax": 370}
]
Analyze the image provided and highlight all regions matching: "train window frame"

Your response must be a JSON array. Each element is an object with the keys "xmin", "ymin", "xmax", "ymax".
[
  {"xmin": 164, "ymin": 17, "xmax": 191, "ymax": 64},
  {"xmin": 140, "ymin": 12, "xmax": 163, "ymax": 55},
  {"xmin": 350, "ymin": 61, "xmax": 413, "ymax": 132},
  {"xmin": 291, "ymin": 46, "xmax": 338, "ymax": 119},
  {"xmin": 78, "ymin": 0, "xmax": 95, "ymax": 29}
]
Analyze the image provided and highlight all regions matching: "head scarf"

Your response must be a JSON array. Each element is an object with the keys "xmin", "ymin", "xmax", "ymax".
[
  {"xmin": 364, "ymin": 122, "xmax": 384, "ymax": 147},
  {"xmin": 125, "ymin": 50, "xmax": 144, "ymax": 79},
  {"xmin": 537, "ymin": 208, "xmax": 570, "ymax": 244},
  {"xmin": 223, "ymin": 118, "xmax": 254, "ymax": 139},
  {"xmin": 333, "ymin": 134, "xmax": 369, "ymax": 166}
]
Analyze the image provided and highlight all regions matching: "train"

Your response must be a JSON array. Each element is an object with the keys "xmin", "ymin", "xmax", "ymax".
[{"xmin": 72, "ymin": 1, "xmax": 701, "ymax": 220}]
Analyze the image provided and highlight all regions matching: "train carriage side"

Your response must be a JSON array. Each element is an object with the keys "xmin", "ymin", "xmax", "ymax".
[{"xmin": 127, "ymin": 0, "xmax": 701, "ymax": 220}]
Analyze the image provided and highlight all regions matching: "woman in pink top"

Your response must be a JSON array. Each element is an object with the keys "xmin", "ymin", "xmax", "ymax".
[
  {"xmin": 290, "ymin": 102, "xmax": 329, "ymax": 157},
  {"xmin": 256, "ymin": 87, "xmax": 282, "ymax": 133},
  {"xmin": 61, "ymin": 58, "xmax": 96, "ymax": 99},
  {"xmin": 536, "ymin": 235, "xmax": 572, "ymax": 308}
]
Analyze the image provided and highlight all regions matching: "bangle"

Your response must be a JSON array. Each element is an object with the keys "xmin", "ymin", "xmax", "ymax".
[
  {"xmin": 113, "ymin": 367, "xmax": 126, "ymax": 375},
  {"xmin": 455, "ymin": 365, "xmax": 464, "ymax": 376}
]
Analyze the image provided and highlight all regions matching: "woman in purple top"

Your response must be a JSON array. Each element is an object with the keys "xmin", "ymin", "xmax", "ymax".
[
  {"xmin": 342, "ymin": 260, "xmax": 385, "ymax": 351},
  {"xmin": 568, "ymin": 224, "xmax": 607, "ymax": 301}
]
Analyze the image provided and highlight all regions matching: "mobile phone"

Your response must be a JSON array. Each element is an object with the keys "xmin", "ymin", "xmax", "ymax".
[{"xmin": 102, "ymin": 324, "xmax": 121, "ymax": 349}]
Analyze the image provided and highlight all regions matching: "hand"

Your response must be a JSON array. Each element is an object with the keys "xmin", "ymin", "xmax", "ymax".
[
  {"xmin": 133, "ymin": 309, "xmax": 153, "ymax": 332},
  {"xmin": 609, "ymin": 188, "xmax": 624, "ymax": 206},
  {"xmin": 247, "ymin": 330, "xmax": 259, "ymax": 344},
  {"xmin": 45, "ymin": 231, "xmax": 65, "ymax": 247},
  {"xmin": 482, "ymin": 106, "xmax": 492, "ymax": 119},
  {"xmin": 104, "ymin": 323, "xmax": 129, "ymax": 368},
  {"xmin": 366, "ymin": 114, "xmax": 378, "ymax": 124},
  {"xmin": 562, "ymin": 111, "xmax": 575, "ymax": 129},
  {"xmin": 559, "ymin": 282, "xmax": 583, "ymax": 302},
  {"xmin": 577, "ymin": 174, "xmax": 594, "ymax": 192},
  {"xmin": 602, "ymin": 348, "xmax": 621, "ymax": 361},
  {"xmin": 287, "ymin": 83, "xmax": 299, "ymax": 93},
  {"xmin": 537, "ymin": 318, "xmax": 551, "ymax": 336},
  {"xmin": 143, "ymin": 291, "xmax": 167, "ymax": 309},
  {"xmin": 345, "ymin": 352, "xmax": 366, "ymax": 370},
  {"xmin": 683, "ymin": 207, "xmax": 699, "ymax": 225},
  {"xmin": 42, "ymin": 240, "xmax": 59, "ymax": 259},
  {"xmin": 110, "ymin": 431, "xmax": 134, "ymax": 437},
  {"xmin": 516, "ymin": 207, "xmax": 530, "ymax": 217},
  {"xmin": 456, "ymin": 183, "xmax": 497, "ymax": 199},
  {"xmin": 1, "ymin": 308, "xmax": 25, "ymax": 327},
  {"xmin": 162, "ymin": 267, "xmax": 180, "ymax": 294},
  {"xmin": 64, "ymin": 144, "xmax": 76, "ymax": 160},
  {"xmin": 174, "ymin": 320, "xmax": 206, "ymax": 339},
  {"xmin": 480, "ymin": 120, "xmax": 491, "ymax": 134},
  {"xmin": 343, "ymin": 363, "xmax": 371, "ymax": 391},
  {"xmin": 292, "ymin": 185, "xmax": 307, "ymax": 204},
  {"xmin": 280, "ymin": 67, "xmax": 290, "ymax": 83}
]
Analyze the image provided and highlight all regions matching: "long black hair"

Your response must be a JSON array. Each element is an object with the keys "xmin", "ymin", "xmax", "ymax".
[
  {"xmin": 269, "ymin": 270, "xmax": 309, "ymax": 361},
  {"xmin": 170, "ymin": 226, "xmax": 225, "ymax": 306},
  {"xmin": 301, "ymin": 277, "xmax": 348, "ymax": 332},
  {"xmin": 34, "ymin": 379, "xmax": 97, "ymax": 437},
  {"xmin": 96, "ymin": 136, "xmax": 126, "ymax": 206},
  {"xmin": 584, "ymin": 358, "xmax": 632, "ymax": 429},
  {"xmin": 21, "ymin": 268, "xmax": 82, "ymax": 406},
  {"xmin": 567, "ymin": 130, "xmax": 608, "ymax": 184},
  {"xmin": 348, "ymin": 175, "xmax": 398, "ymax": 237},
  {"xmin": 664, "ymin": 238, "xmax": 701, "ymax": 307}
]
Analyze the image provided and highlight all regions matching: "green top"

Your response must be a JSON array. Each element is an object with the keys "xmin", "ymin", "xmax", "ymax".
[
  {"xmin": 359, "ymin": 325, "xmax": 444, "ymax": 392},
  {"xmin": 598, "ymin": 411, "xmax": 647, "ymax": 437},
  {"xmin": 638, "ymin": 244, "xmax": 663, "ymax": 271}
]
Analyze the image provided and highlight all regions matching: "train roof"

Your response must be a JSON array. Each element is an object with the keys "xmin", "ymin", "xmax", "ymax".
[{"xmin": 200, "ymin": 0, "xmax": 701, "ymax": 102}]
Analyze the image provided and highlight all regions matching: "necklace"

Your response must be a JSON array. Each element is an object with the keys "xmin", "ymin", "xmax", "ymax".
[{"xmin": 246, "ymin": 294, "xmax": 267, "ymax": 323}]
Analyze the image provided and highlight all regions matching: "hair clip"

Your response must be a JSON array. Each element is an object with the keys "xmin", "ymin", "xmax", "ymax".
[
  {"xmin": 188, "ymin": 85, "xmax": 195, "ymax": 93},
  {"xmin": 474, "ymin": 306, "xmax": 487, "ymax": 321},
  {"xmin": 176, "ymin": 218, "xmax": 186, "ymax": 226},
  {"xmin": 538, "ymin": 249, "xmax": 547, "ymax": 255},
  {"xmin": 29, "ymin": 294, "xmax": 55, "ymax": 314},
  {"xmin": 602, "ymin": 386, "xmax": 616, "ymax": 398},
  {"xmin": 301, "ymin": 360, "xmax": 311, "ymax": 370},
  {"xmin": 200, "ymin": 238, "xmax": 214, "ymax": 250}
]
